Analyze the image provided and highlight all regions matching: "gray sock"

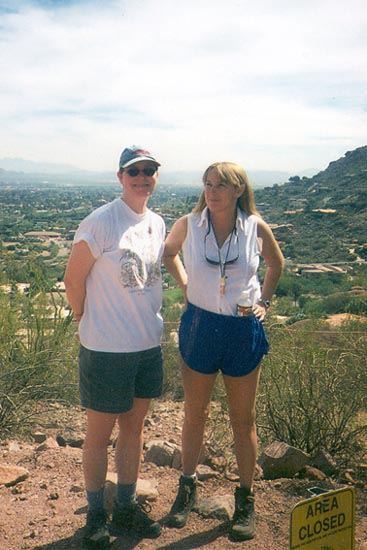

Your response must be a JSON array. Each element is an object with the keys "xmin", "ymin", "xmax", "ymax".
[
  {"xmin": 117, "ymin": 482, "xmax": 137, "ymax": 506},
  {"xmin": 86, "ymin": 487, "xmax": 104, "ymax": 511}
]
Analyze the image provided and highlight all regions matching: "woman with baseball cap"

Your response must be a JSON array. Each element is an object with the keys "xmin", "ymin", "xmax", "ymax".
[{"xmin": 64, "ymin": 145, "xmax": 164, "ymax": 546}]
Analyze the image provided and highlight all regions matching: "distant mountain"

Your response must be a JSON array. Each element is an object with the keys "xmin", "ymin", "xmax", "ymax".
[
  {"xmin": 0, "ymin": 158, "xmax": 290, "ymax": 188},
  {"xmin": 0, "ymin": 157, "xmax": 85, "ymax": 174},
  {"xmin": 2, "ymin": 147, "xmax": 366, "ymax": 192},
  {"xmin": 255, "ymin": 145, "xmax": 367, "ymax": 263},
  {"xmin": 159, "ymin": 169, "xmax": 291, "ymax": 188},
  {"xmin": 0, "ymin": 164, "xmax": 116, "ymax": 186}
]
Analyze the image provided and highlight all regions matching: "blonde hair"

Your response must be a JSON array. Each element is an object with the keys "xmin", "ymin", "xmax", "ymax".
[{"xmin": 193, "ymin": 162, "xmax": 260, "ymax": 216}]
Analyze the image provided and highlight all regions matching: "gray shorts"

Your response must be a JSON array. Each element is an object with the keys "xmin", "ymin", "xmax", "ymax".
[{"xmin": 79, "ymin": 345, "xmax": 163, "ymax": 414}]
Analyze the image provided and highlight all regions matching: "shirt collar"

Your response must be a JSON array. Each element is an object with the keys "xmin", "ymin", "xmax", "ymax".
[{"xmin": 197, "ymin": 206, "xmax": 247, "ymax": 233}]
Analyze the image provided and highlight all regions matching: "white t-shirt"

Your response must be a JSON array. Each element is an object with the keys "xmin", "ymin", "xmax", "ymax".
[
  {"xmin": 183, "ymin": 207, "xmax": 262, "ymax": 315},
  {"xmin": 73, "ymin": 198, "xmax": 165, "ymax": 352}
]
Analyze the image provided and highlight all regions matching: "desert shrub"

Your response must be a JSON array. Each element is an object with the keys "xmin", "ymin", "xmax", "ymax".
[
  {"xmin": 0, "ymin": 286, "xmax": 79, "ymax": 437},
  {"xmin": 162, "ymin": 341, "xmax": 183, "ymax": 401},
  {"xmin": 257, "ymin": 321, "xmax": 367, "ymax": 461},
  {"xmin": 303, "ymin": 292, "xmax": 367, "ymax": 316},
  {"xmin": 161, "ymin": 302, "xmax": 183, "ymax": 400},
  {"xmin": 163, "ymin": 288, "xmax": 185, "ymax": 309}
]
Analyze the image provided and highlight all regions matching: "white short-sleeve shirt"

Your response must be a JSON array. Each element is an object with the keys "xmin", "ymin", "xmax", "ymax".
[{"xmin": 74, "ymin": 198, "xmax": 165, "ymax": 352}]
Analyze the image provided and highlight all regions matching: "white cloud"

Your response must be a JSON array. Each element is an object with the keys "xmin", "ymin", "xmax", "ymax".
[{"xmin": 0, "ymin": 0, "xmax": 366, "ymax": 174}]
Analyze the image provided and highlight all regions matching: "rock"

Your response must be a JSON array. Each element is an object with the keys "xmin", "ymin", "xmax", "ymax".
[
  {"xmin": 169, "ymin": 331, "xmax": 179, "ymax": 345},
  {"xmin": 225, "ymin": 470, "xmax": 239, "ymax": 482},
  {"xmin": 136, "ymin": 478, "xmax": 159, "ymax": 502},
  {"xmin": 338, "ymin": 469, "xmax": 356, "ymax": 484},
  {"xmin": 0, "ymin": 464, "xmax": 29, "ymax": 487},
  {"xmin": 202, "ymin": 442, "xmax": 226, "ymax": 472},
  {"xmin": 104, "ymin": 472, "xmax": 159, "ymax": 513},
  {"xmin": 197, "ymin": 464, "xmax": 219, "ymax": 481},
  {"xmin": 297, "ymin": 465, "xmax": 327, "ymax": 481},
  {"xmin": 312, "ymin": 449, "xmax": 338, "ymax": 476},
  {"xmin": 8, "ymin": 441, "xmax": 22, "ymax": 452},
  {"xmin": 70, "ymin": 484, "xmax": 84, "ymax": 493},
  {"xmin": 196, "ymin": 494, "xmax": 234, "ymax": 520},
  {"xmin": 56, "ymin": 434, "xmax": 67, "ymax": 447},
  {"xmin": 32, "ymin": 432, "xmax": 47, "ymax": 444},
  {"xmin": 144, "ymin": 417, "xmax": 154, "ymax": 428},
  {"xmin": 258, "ymin": 441, "xmax": 310, "ymax": 479},
  {"xmin": 36, "ymin": 437, "xmax": 60, "ymax": 452},
  {"xmin": 171, "ymin": 447, "xmax": 182, "ymax": 470},
  {"xmin": 66, "ymin": 437, "xmax": 84, "ymax": 448},
  {"xmin": 56, "ymin": 433, "xmax": 84, "ymax": 448},
  {"xmin": 144, "ymin": 440, "xmax": 179, "ymax": 467},
  {"xmin": 226, "ymin": 462, "xmax": 263, "ymax": 482}
]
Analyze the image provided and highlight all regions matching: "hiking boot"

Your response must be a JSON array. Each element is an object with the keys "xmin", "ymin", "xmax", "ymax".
[
  {"xmin": 229, "ymin": 486, "xmax": 256, "ymax": 541},
  {"xmin": 109, "ymin": 500, "xmax": 161, "ymax": 538},
  {"xmin": 167, "ymin": 475, "xmax": 197, "ymax": 528},
  {"xmin": 83, "ymin": 509, "xmax": 110, "ymax": 548}
]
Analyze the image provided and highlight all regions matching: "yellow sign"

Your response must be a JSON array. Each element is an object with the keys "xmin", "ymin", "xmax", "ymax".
[{"xmin": 290, "ymin": 487, "xmax": 355, "ymax": 550}]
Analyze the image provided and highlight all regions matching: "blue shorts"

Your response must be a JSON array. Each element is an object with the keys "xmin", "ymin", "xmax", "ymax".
[
  {"xmin": 79, "ymin": 345, "xmax": 163, "ymax": 414},
  {"xmin": 179, "ymin": 303, "xmax": 269, "ymax": 377}
]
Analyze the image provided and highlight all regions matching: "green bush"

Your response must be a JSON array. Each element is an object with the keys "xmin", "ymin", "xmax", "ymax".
[
  {"xmin": 303, "ymin": 292, "xmax": 367, "ymax": 316},
  {"xmin": 161, "ymin": 298, "xmax": 183, "ymax": 400},
  {"xmin": 257, "ymin": 321, "xmax": 367, "ymax": 462},
  {"xmin": 0, "ymin": 286, "xmax": 78, "ymax": 437},
  {"xmin": 162, "ymin": 288, "xmax": 185, "ymax": 309}
]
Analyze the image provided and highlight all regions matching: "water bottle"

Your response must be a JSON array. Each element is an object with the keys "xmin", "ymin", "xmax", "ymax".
[{"xmin": 236, "ymin": 290, "xmax": 253, "ymax": 316}]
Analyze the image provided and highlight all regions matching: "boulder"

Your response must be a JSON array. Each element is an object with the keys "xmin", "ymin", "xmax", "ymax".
[
  {"xmin": 196, "ymin": 494, "xmax": 234, "ymax": 520},
  {"xmin": 196, "ymin": 464, "xmax": 219, "ymax": 481},
  {"xmin": 312, "ymin": 449, "xmax": 338, "ymax": 476},
  {"xmin": 258, "ymin": 441, "xmax": 310, "ymax": 479},
  {"xmin": 144, "ymin": 440, "xmax": 180, "ymax": 467},
  {"xmin": 104, "ymin": 472, "xmax": 159, "ymax": 512}
]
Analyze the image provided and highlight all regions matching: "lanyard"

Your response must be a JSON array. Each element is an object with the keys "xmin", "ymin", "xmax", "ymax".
[
  {"xmin": 217, "ymin": 230, "xmax": 234, "ymax": 295},
  {"xmin": 207, "ymin": 213, "xmax": 236, "ymax": 296}
]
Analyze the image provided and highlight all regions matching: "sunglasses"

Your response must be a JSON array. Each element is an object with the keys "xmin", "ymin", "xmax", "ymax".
[
  {"xmin": 124, "ymin": 166, "xmax": 157, "ymax": 177},
  {"xmin": 204, "ymin": 229, "xmax": 239, "ymax": 266}
]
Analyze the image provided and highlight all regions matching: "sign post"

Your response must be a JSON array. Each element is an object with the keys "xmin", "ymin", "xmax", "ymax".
[{"xmin": 290, "ymin": 487, "xmax": 355, "ymax": 550}]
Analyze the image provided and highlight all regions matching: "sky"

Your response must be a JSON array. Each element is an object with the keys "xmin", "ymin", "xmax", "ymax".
[{"xmin": 0, "ymin": 0, "xmax": 366, "ymax": 176}]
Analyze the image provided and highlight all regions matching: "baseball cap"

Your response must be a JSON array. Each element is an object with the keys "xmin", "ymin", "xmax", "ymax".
[{"xmin": 119, "ymin": 146, "xmax": 161, "ymax": 169}]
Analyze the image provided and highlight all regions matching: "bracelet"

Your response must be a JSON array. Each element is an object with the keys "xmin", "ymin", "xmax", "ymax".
[{"xmin": 258, "ymin": 298, "xmax": 271, "ymax": 309}]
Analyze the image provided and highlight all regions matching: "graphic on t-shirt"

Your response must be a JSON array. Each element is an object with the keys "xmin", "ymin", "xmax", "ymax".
[{"xmin": 119, "ymin": 248, "xmax": 161, "ymax": 289}]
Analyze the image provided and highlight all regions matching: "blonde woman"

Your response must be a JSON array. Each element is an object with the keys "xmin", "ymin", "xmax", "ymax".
[{"xmin": 163, "ymin": 162, "xmax": 284, "ymax": 541}]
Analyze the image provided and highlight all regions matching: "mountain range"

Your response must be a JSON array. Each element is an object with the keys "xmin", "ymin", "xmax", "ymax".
[{"xmin": 0, "ymin": 157, "xmax": 292, "ymax": 188}]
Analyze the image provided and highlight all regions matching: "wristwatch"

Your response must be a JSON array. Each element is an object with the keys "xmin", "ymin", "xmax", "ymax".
[{"xmin": 258, "ymin": 298, "xmax": 271, "ymax": 309}]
